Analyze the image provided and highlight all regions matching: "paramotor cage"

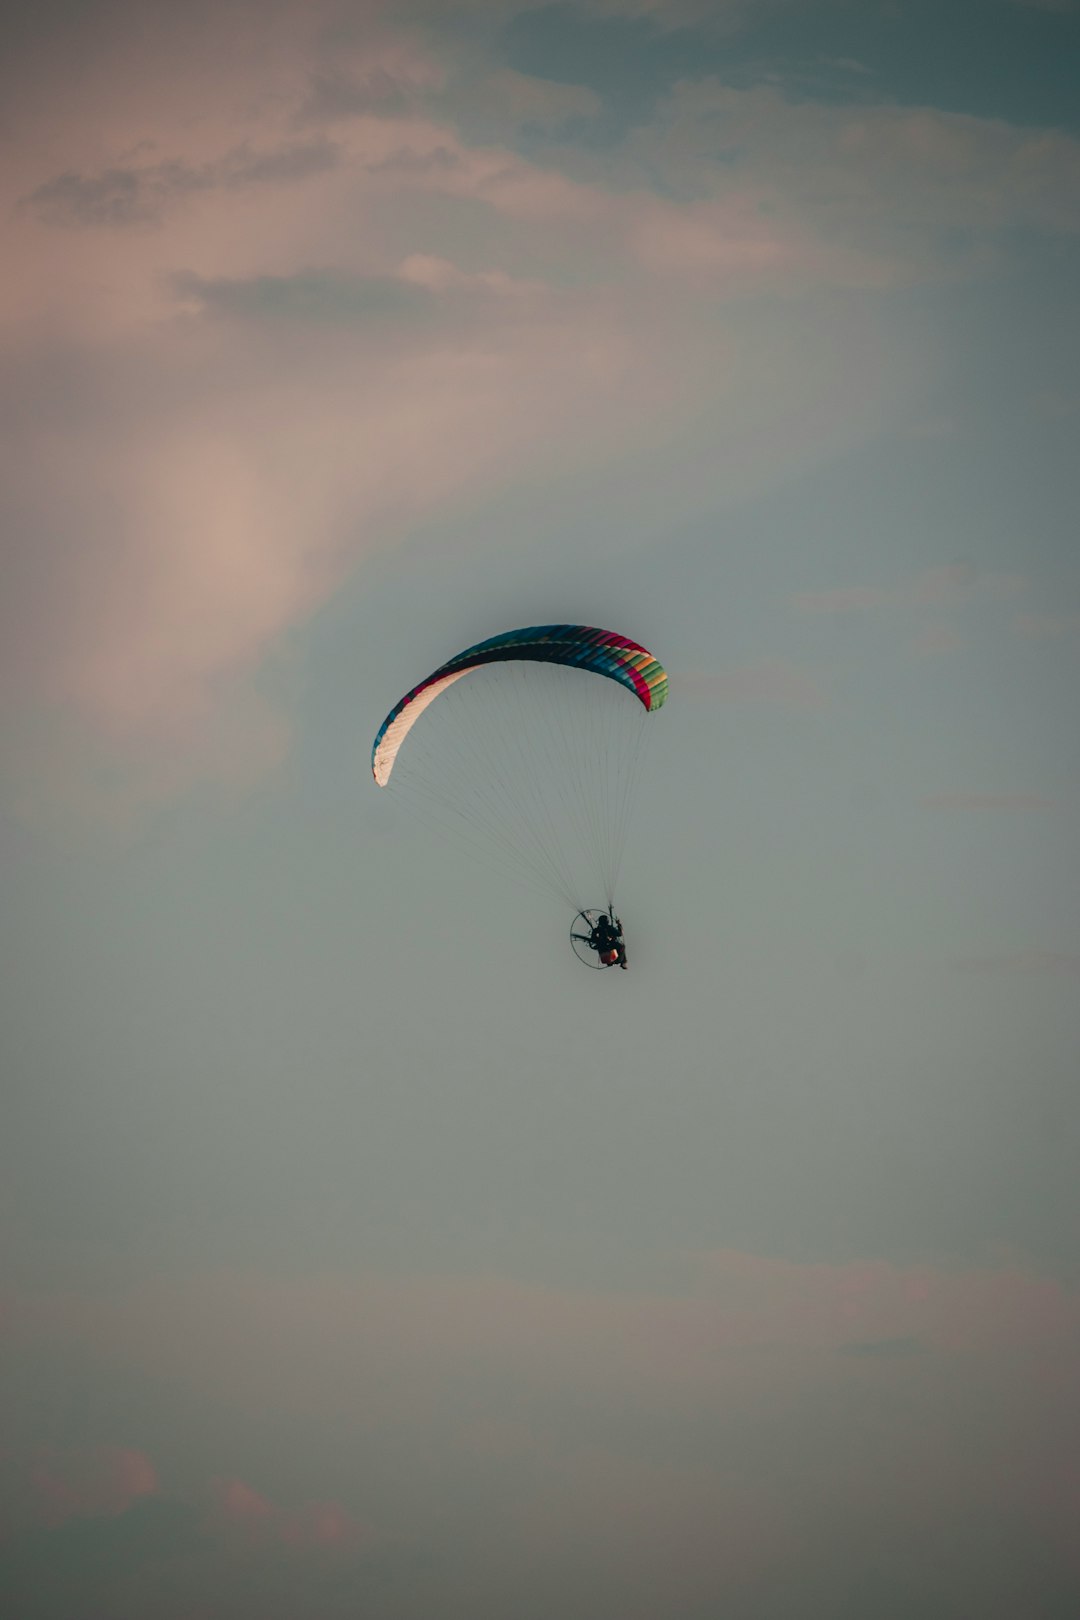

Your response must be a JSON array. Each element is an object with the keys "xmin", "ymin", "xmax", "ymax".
[{"xmin": 570, "ymin": 909, "xmax": 621, "ymax": 969}]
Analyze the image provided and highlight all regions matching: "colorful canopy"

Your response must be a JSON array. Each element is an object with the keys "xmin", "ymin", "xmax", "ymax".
[{"xmin": 372, "ymin": 624, "xmax": 668, "ymax": 786}]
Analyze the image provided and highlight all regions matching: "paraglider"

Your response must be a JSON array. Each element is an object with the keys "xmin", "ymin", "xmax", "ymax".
[
  {"xmin": 372, "ymin": 624, "xmax": 666, "ymax": 968},
  {"xmin": 570, "ymin": 909, "xmax": 628, "ymax": 970}
]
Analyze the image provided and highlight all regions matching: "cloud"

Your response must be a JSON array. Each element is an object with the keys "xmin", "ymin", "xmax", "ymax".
[
  {"xmin": 225, "ymin": 139, "xmax": 343, "ymax": 188},
  {"xmin": 11, "ymin": 1254, "xmax": 1079, "ymax": 1420},
  {"xmin": 211, "ymin": 1475, "xmax": 277, "ymax": 1537},
  {"xmin": 172, "ymin": 256, "xmax": 549, "ymax": 334},
  {"xmin": 451, "ymin": 67, "xmax": 603, "ymax": 132},
  {"xmin": 2, "ymin": 250, "xmax": 689, "ymax": 810},
  {"xmin": 11, "ymin": 2, "xmax": 1066, "ymax": 813},
  {"xmin": 28, "ymin": 1446, "xmax": 158, "ymax": 1527},
  {"xmin": 4, "ymin": 176, "xmax": 912, "ymax": 813},
  {"xmin": 299, "ymin": 67, "xmax": 417, "ymax": 122},
  {"xmin": 627, "ymin": 80, "xmax": 1080, "ymax": 259},
  {"xmin": 21, "ymin": 140, "xmax": 342, "ymax": 228},
  {"xmin": 362, "ymin": 141, "xmax": 463, "ymax": 175},
  {"xmin": 676, "ymin": 661, "xmax": 829, "ymax": 710},
  {"xmin": 0, "ymin": 1452, "xmax": 378, "ymax": 1620},
  {"xmin": 296, "ymin": 41, "xmax": 447, "ymax": 127},
  {"xmin": 820, "ymin": 56, "xmax": 873, "ymax": 77},
  {"xmin": 22, "ymin": 166, "xmax": 173, "ymax": 229},
  {"xmin": 922, "ymin": 793, "xmax": 1055, "ymax": 810},
  {"xmin": 627, "ymin": 194, "xmax": 829, "ymax": 287},
  {"xmin": 5, "ymin": 1255, "xmax": 1080, "ymax": 1614},
  {"xmin": 212, "ymin": 1476, "xmax": 372, "ymax": 1552},
  {"xmin": 397, "ymin": 253, "xmax": 546, "ymax": 298},
  {"xmin": 172, "ymin": 266, "xmax": 434, "ymax": 324}
]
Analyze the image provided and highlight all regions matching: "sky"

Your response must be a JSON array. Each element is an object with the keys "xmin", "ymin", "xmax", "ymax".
[{"xmin": 2, "ymin": 0, "xmax": 1079, "ymax": 1614}]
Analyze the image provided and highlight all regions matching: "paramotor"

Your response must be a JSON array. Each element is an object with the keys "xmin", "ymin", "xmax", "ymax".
[{"xmin": 371, "ymin": 624, "xmax": 666, "ymax": 955}]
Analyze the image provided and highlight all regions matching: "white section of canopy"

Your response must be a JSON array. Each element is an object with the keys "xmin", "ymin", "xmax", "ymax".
[{"xmin": 372, "ymin": 668, "xmax": 471, "ymax": 786}]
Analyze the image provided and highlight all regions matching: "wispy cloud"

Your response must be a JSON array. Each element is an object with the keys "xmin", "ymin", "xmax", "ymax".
[
  {"xmin": 447, "ymin": 66, "xmax": 603, "ymax": 133},
  {"xmin": 819, "ymin": 55, "xmax": 873, "ymax": 77},
  {"xmin": 0, "ymin": 1, "xmax": 1068, "ymax": 811},
  {"xmin": 172, "ymin": 266, "xmax": 434, "ymax": 324},
  {"xmin": 296, "ymin": 42, "xmax": 446, "ymax": 127},
  {"xmin": 6, "ymin": 1253, "xmax": 1079, "ymax": 1609},
  {"xmin": 211, "ymin": 1476, "xmax": 373, "ymax": 1552},
  {"xmin": 0, "ymin": 1448, "xmax": 379, "ymax": 1618},
  {"xmin": 21, "ymin": 140, "xmax": 342, "ymax": 228},
  {"xmin": 629, "ymin": 80, "xmax": 1080, "ymax": 263},
  {"xmin": 28, "ymin": 1446, "xmax": 158, "ymax": 1528},
  {"xmin": 13, "ymin": 1253, "xmax": 1079, "ymax": 1416},
  {"xmin": 3, "ymin": 102, "xmax": 913, "ymax": 808}
]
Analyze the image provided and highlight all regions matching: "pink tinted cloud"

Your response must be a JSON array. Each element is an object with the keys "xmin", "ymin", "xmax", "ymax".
[
  {"xmin": 12, "ymin": 1254, "xmax": 1080, "ymax": 1422},
  {"xmin": 211, "ymin": 1476, "xmax": 276, "ymax": 1539},
  {"xmin": 628, "ymin": 194, "xmax": 825, "ymax": 288},
  {"xmin": 29, "ymin": 1445, "xmax": 157, "ymax": 1527},
  {"xmin": 8, "ymin": 1255, "xmax": 1080, "ymax": 1602},
  {"xmin": 281, "ymin": 1499, "xmax": 367, "ymax": 1549},
  {"xmin": 9, "ymin": 8, "xmax": 1058, "ymax": 812},
  {"xmin": 211, "ymin": 1475, "xmax": 372, "ymax": 1553},
  {"xmin": 2, "ymin": 268, "xmax": 676, "ymax": 808},
  {"xmin": 1, "ymin": 1447, "xmax": 375, "ymax": 1578},
  {"xmin": 4, "ymin": 88, "xmax": 720, "ymax": 811}
]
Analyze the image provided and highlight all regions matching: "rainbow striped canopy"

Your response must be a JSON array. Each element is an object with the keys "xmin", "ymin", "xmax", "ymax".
[{"xmin": 372, "ymin": 624, "xmax": 667, "ymax": 787}]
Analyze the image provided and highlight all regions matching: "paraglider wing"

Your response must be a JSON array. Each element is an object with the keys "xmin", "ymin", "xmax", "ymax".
[{"xmin": 372, "ymin": 624, "xmax": 668, "ymax": 786}]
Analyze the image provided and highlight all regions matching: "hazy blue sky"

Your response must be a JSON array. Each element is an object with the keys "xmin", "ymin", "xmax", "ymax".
[{"xmin": 2, "ymin": 2, "xmax": 1079, "ymax": 1615}]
